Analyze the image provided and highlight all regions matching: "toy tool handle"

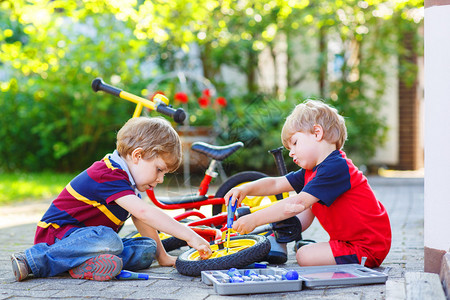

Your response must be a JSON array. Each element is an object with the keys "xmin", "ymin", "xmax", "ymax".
[
  {"xmin": 227, "ymin": 197, "xmax": 238, "ymax": 229},
  {"xmin": 115, "ymin": 270, "xmax": 149, "ymax": 280}
]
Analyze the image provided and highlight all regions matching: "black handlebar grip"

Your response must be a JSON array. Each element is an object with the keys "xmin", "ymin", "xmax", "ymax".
[
  {"xmin": 91, "ymin": 78, "xmax": 122, "ymax": 97},
  {"xmin": 156, "ymin": 105, "xmax": 186, "ymax": 125}
]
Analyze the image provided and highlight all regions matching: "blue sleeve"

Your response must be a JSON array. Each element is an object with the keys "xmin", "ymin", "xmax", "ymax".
[
  {"xmin": 302, "ymin": 159, "xmax": 351, "ymax": 207},
  {"xmin": 285, "ymin": 169, "xmax": 306, "ymax": 193}
]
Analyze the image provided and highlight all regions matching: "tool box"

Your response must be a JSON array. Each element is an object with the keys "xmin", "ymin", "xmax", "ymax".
[{"xmin": 201, "ymin": 264, "xmax": 388, "ymax": 295}]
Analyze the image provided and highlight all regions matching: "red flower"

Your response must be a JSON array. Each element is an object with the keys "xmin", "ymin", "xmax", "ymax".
[
  {"xmin": 174, "ymin": 92, "xmax": 189, "ymax": 104},
  {"xmin": 215, "ymin": 97, "xmax": 227, "ymax": 107},
  {"xmin": 202, "ymin": 89, "xmax": 211, "ymax": 98},
  {"xmin": 198, "ymin": 96, "xmax": 210, "ymax": 108}
]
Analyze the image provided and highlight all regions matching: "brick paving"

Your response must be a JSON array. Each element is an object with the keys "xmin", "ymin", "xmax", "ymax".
[{"xmin": 0, "ymin": 176, "xmax": 428, "ymax": 299}]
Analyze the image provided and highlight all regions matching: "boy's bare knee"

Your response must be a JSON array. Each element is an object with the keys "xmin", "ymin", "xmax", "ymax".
[
  {"xmin": 296, "ymin": 245, "xmax": 310, "ymax": 266},
  {"xmin": 296, "ymin": 242, "xmax": 336, "ymax": 266},
  {"xmin": 296, "ymin": 244, "xmax": 324, "ymax": 266}
]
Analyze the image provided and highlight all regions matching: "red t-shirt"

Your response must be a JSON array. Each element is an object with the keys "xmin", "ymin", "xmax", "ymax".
[{"xmin": 286, "ymin": 150, "xmax": 391, "ymax": 266}]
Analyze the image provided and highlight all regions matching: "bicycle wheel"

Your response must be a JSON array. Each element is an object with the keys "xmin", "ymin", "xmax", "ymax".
[
  {"xmin": 176, "ymin": 235, "xmax": 270, "ymax": 276},
  {"xmin": 213, "ymin": 171, "xmax": 283, "ymax": 215}
]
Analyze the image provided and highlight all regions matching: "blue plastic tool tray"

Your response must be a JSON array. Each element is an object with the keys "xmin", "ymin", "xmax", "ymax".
[{"xmin": 201, "ymin": 264, "xmax": 388, "ymax": 295}]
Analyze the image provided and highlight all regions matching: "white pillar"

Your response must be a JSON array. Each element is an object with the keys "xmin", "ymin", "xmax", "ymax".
[{"xmin": 424, "ymin": 1, "xmax": 450, "ymax": 273}]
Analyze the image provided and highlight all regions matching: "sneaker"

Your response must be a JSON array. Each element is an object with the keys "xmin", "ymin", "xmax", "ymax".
[
  {"xmin": 11, "ymin": 252, "xmax": 32, "ymax": 281},
  {"xmin": 262, "ymin": 235, "xmax": 288, "ymax": 264},
  {"xmin": 69, "ymin": 254, "xmax": 122, "ymax": 281}
]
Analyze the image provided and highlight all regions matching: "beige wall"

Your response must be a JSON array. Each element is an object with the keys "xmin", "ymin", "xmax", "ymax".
[{"xmin": 424, "ymin": 1, "xmax": 450, "ymax": 272}]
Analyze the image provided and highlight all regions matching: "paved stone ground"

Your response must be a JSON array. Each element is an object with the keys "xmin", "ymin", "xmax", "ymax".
[{"xmin": 0, "ymin": 176, "xmax": 427, "ymax": 299}]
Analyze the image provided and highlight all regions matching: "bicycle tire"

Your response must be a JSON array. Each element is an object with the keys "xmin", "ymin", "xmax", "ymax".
[
  {"xmin": 162, "ymin": 236, "xmax": 188, "ymax": 252},
  {"xmin": 123, "ymin": 230, "xmax": 187, "ymax": 252},
  {"xmin": 176, "ymin": 235, "xmax": 270, "ymax": 276},
  {"xmin": 212, "ymin": 171, "xmax": 283, "ymax": 215}
]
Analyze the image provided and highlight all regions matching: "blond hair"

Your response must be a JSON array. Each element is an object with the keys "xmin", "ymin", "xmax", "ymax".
[
  {"xmin": 117, "ymin": 117, "xmax": 181, "ymax": 172},
  {"xmin": 281, "ymin": 100, "xmax": 347, "ymax": 149}
]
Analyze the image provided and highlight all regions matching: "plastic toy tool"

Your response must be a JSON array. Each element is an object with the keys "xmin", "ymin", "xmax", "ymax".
[
  {"xmin": 226, "ymin": 197, "xmax": 238, "ymax": 252},
  {"xmin": 116, "ymin": 270, "xmax": 149, "ymax": 280},
  {"xmin": 115, "ymin": 270, "xmax": 172, "ymax": 280}
]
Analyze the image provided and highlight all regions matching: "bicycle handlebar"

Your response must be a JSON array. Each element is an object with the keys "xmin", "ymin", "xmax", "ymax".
[
  {"xmin": 92, "ymin": 78, "xmax": 121, "ymax": 96},
  {"xmin": 156, "ymin": 104, "xmax": 186, "ymax": 124},
  {"xmin": 91, "ymin": 78, "xmax": 186, "ymax": 124}
]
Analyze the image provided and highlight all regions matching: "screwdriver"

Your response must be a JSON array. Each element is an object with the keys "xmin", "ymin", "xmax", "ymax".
[
  {"xmin": 226, "ymin": 197, "xmax": 238, "ymax": 252},
  {"xmin": 115, "ymin": 270, "xmax": 172, "ymax": 280}
]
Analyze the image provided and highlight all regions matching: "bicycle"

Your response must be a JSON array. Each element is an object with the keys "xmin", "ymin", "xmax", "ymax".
[
  {"xmin": 123, "ymin": 146, "xmax": 290, "ymax": 254},
  {"xmin": 92, "ymin": 79, "xmax": 310, "ymax": 276},
  {"xmin": 92, "ymin": 78, "xmax": 281, "ymax": 219},
  {"xmin": 128, "ymin": 146, "xmax": 303, "ymax": 276}
]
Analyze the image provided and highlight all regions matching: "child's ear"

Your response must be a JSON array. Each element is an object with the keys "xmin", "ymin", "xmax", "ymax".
[
  {"xmin": 131, "ymin": 148, "xmax": 143, "ymax": 163},
  {"xmin": 313, "ymin": 125, "xmax": 324, "ymax": 141}
]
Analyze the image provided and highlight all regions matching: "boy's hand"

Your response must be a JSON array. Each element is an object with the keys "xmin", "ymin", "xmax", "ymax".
[
  {"xmin": 187, "ymin": 236, "xmax": 212, "ymax": 260},
  {"xmin": 224, "ymin": 186, "xmax": 248, "ymax": 206},
  {"xmin": 197, "ymin": 245, "xmax": 212, "ymax": 260},
  {"xmin": 232, "ymin": 215, "xmax": 256, "ymax": 234}
]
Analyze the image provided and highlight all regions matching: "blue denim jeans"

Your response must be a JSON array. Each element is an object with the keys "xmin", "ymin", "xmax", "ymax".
[{"xmin": 25, "ymin": 226, "xmax": 156, "ymax": 278}]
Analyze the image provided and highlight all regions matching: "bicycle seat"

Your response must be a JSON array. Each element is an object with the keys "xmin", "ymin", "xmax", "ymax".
[
  {"xmin": 191, "ymin": 141, "xmax": 244, "ymax": 161},
  {"xmin": 157, "ymin": 194, "xmax": 209, "ymax": 205}
]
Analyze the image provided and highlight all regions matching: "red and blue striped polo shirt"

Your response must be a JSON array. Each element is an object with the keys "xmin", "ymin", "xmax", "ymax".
[{"xmin": 34, "ymin": 151, "xmax": 136, "ymax": 245}]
